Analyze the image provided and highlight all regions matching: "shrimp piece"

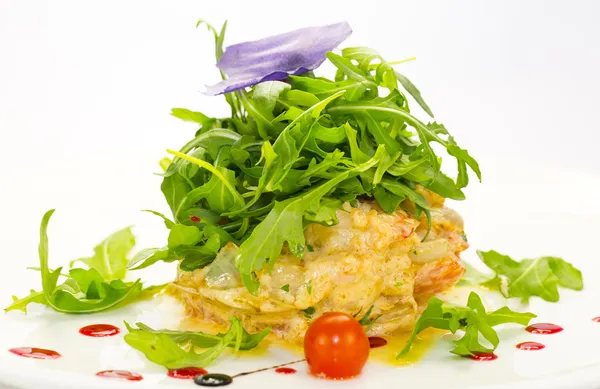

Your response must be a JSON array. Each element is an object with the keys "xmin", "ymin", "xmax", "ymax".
[{"xmin": 413, "ymin": 257, "xmax": 465, "ymax": 297}]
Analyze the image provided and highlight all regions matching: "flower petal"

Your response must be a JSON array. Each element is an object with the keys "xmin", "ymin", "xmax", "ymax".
[{"xmin": 205, "ymin": 22, "xmax": 352, "ymax": 95}]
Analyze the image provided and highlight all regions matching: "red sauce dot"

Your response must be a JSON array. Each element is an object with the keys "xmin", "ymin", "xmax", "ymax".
[
  {"xmin": 469, "ymin": 352, "xmax": 498, "ymax": 361},
  {"xmin": 79, "ymin": 324, "xmax": 120, "ymax": 337},
  {"xmin": 9, "ymin": 347, "xmax": 61, "ymax": 360},
  {"xmin": 275, "ymin": 367, "xmax": 297, "ymax": 375},
  {"xmin": 516, "ymin": 341, "xmax": 545, "ymax": 351},
  {"xmin": 368, "ymin": 337, "xmax": 387, "ymax": 349},
  {"xmin": 168, "ymin": 367, "xmax": 207, "ymax": 379},
  {"xmin": 190, "ymin": 216, "xmax": 201, "ymax": 222},
  {"xmin": 525, "ymin": 323, "xmax": 563, "ymax": 335},
  {"xmin": 96, "ymin": 370, "xmax": 143, "ymax": 381},
  {"xmin": 592, "ymin": 317, "xmax": 600, "ymax": 323}
]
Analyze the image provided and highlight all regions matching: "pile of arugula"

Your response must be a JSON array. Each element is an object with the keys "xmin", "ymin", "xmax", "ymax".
[{"xmin": 145, "ymin": 21, "xmax": 481, "ymax": 295}]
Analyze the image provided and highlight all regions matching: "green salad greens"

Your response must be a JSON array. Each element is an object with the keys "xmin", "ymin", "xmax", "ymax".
[
  {"xmin": 399, "ymin": 292, "xmax": 536, "ymax": 358},
  {"xmin": 124, "ymin": 318, "xmax": 269, "ymax": 369},
  {"xmin": 465, "ymin": 250, "xmax": 584, "ymax": 303},
  {"xmin": 5, "ymin": 210, "xmax": 147, "ymax": 314}
]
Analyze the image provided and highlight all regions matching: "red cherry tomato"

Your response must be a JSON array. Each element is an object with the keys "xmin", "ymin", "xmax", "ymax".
[{"xmin": 304, "ymin": 312, "xmax": 370, "ymax": 379}]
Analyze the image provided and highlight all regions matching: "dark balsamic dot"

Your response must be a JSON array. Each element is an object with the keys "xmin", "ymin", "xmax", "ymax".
[{"xmin": 194, "ymin": 373, "xmax": 233, "ymax": 387}]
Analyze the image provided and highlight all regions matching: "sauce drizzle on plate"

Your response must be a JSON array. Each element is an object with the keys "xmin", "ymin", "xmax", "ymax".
[
  {"xmin": 368, "ymin": 337, "xmax": 387, "ymax": 349},
  {"xmin": 469, "ymin": 352, "xmax": 498, "ymax": 361},
  {"xmin": 9, "ymin": 347, "xmax": 61, "ymax": 360},
  {"xmin": 525, "ymin": 323, "xmax": 563, "ymax": 335},
  {"xmin": 275, "ymin": 367, "xmax": 296, "ymax": 374},
  {"xmin": 79, "ymin": 324, "xmax": 120, "ymax": 337},
  {"xmin": 168, "ymin": 367, "xmax": 208, "ymax": 379},
  {"xmin": 516, "ymin": 342, "xmax": 545, "ymax": 351},
  {"xmin": 96, "ymin": 370, "xmax": 143, "ymax": 381}
]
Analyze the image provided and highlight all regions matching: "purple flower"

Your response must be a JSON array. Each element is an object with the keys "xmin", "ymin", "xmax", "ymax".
[{"xmin": 205, "ymin": 22, "xmax": 352, "ymax": 95}]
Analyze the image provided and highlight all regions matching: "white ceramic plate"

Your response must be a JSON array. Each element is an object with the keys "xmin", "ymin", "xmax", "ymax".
[{"xmin": 1, "ymin": 158, "xmax": 599, "ymax": 389}]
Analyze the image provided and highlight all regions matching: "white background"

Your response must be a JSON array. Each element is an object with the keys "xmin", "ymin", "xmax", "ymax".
[{"xmin": 0, "ymin": 1, "xmax": 599, "ymax": 388}]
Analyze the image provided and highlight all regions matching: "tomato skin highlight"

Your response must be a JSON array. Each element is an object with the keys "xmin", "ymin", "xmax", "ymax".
[{"xmin": 304, "ymin": 312, "xmax": 370, "ymax": 379}]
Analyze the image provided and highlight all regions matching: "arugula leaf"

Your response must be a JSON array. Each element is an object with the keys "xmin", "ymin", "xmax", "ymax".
[
  {"xmin": 447, "ymin": 136, "xmax": 481, "ymax": 189},
  {"xmin": 279, "ymin": 89, "xmax": 320, "ymax": 108},
  {"xmin": 362, "ymin": 112, "xmax": 403, "ymax": 156},
  {"xmin": 159, "ymin": 157, "xmax": 172, "ymax": 172},
  {"xmin": 395, "ymin": 72, "xmax": 434, "ymax": 117},
  {"xmin": 252, "ymin": 81, "xmax": 291, "ymax": 113},
  {"xmin": 178, "ymin": 234, "xmax": 221, "ymax": 271},
  {"xmin": 4, "ymin": 290, "xmax": 45, "ymax": 313},
  {"xmin": 161, "ymin": 173, "xmax": 192, "ymax": 223},
  {"xmin": 476, "ymin": 250, "xmax": 584, "ymax": 303},
  {"xmin": 128, "ymin": 224, "xmax": 221, "ymax": 271},
  {"xmin": 399, "ymin": 292, "xmax": 535, "ymax": 358},
  {"xmin": 381, "ymin": 178, "xmax": 430, "ymax": 210},
  {"xmin": 166, "ymin": 150, "xmax": 245, "ymax": 213},
  {"xmin": 341, "ymin": 47, "xmax": 398, "ymax": 92},
  {"xmin": 124, "ymin": 326, "xmax": 231, "ymax": 370},
  {"xmin": 125, "ymin": 320, "xmax": 269, "ymax": 351},
  {"xmin": 356, "ymin": 305, "xmax": 379, "ymax": 331},
  {"xmin": 68, "ymin": 268, "xmax": 104, "ymax": 296},
  {"xmin": 457, "ymin": 261, "xmax": 495, "ymax": 287},
  {"xmin": 422, "ymin": 171, "xmax": 466, "ymax": 201},
  {"xmin": 47, "ymin": 277, "xmax": 142, "ymax": 314},
  {"xmin": 142, "ymin": 210, "xmax": 175, "ymax": 229},
  {"xmin": 179, "ymin": 208, "xmax": 221, "ymax": 225},
  {"xmin": 166, "ymin": 129, "xmax": 242, "ymax": 172},
  {"xmin": 326, "ymin": 52, "xmax": 378, "ymax": 91},
  {"xmin": 357, "ymin": 305, "xmax": 375, "ymax": 325},
  {"xmin": 311, "ymin": 121, "xmax": 346, "ymax": 144},
  {"xmin": 124, "ymin": 317, "xmax": 268, "ymax": 369},
  {"xmin": 128, "ymin": 248, "xmax": 173, "ymax": 271},
  {"xmin": 373, "ymin": 151, "xmax": 401, "ymax": 185},
  {"xmin": 290, "ymin": 75, "xmax": 366, "ymax": 101},
  {"xmin": 184, "ymin": 167, "xmax": 240, "ymax": 214},
  {"xmin": 168, "ymin": 224, "xmax": 202, "ymax": 248},
  {"xmin": 373, "ymin": 186, "xmax": 403, "ymax": 214},
  {"xmin": 302, "ymin": 198, "xmax": 342, "ymax": 226},
  {"xmin": 70, "ymin": 226, "xmax": 135, "ymax": 281},
  {"xmin": 196, "ymin": 19, "xmax": 243, "ymax": 119},
  {"xmin": 6, "ymin": 210, "xmax": 144, "ymax": 314},
  {"xmin": 237, "ymin": 90, "xmax": 281, "ymax": 139},
  {"xmin": 171, "ymin": 108, "xmax": 213, "ymax": 127}
]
